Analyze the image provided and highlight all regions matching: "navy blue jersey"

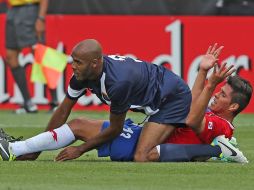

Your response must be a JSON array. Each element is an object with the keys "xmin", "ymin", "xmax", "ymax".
[{"xmin": 67, "ymin": 55, "xmax": 190, "ymax": 116}]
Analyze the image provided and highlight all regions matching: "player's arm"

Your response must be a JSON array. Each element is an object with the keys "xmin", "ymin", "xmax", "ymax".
[
  {"xmin": 46, "ymin": 96, "xmax": 77, "ymax": 131},
  {"xmin": 186, "ymin": 62, "xmax": 235, "ymax": 134},
  {"xmin": 55, "ymin": 81, "xmax": 132, "ymax": 161},
  {"xmin": 46, "ymin": 74, "xmax": 86, "ymax": 131},
  {"xmin": 191, "ymin": 44, "xmax": 223, "ymax": 103},
  {"xmin": 55, "ymin": 111, "xmax": 126, "ymax": 161}
]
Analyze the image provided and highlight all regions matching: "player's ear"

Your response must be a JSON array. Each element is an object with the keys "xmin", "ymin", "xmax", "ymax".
[
  {"xmin": 91, "ymin": 58, "xmax": 98, "ymax": 68},
  {"xmin": 229, "ymin": 103, "xmax": 239, "ymax": 113},
  {"xmin": 92, "ymin": 57, "xmax": 102, "ymax": 68}
]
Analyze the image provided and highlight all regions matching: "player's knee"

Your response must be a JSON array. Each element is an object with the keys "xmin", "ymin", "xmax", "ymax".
[
  {"xmin": 68, "ymin": 118, "xmax": 88, "ymax": 136},
  {"xmin": 133, "ymin": 151, "xmax": 148, "ymax": 162},
  {"xmin": 147, "ymin": 148, "xmax": 160, "ymax": 162},
  {"xmin": 185, "ymin": 117, "xmax": 199, "ymax": 133}
]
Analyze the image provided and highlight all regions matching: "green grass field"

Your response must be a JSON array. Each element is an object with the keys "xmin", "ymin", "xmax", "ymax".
[{"xmin": 0, "ymin": 110, "xmax": 253, "ymax": 190}]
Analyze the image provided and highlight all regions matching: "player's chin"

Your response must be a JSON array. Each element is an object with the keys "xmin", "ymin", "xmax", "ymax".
[{"xmin": 209, "ymin": 105, "xmax": 215, "ymax": 112}]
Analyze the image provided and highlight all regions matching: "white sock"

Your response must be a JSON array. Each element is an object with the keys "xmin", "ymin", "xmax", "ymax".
[{"xmin": 10, "ymin": 124, "xmax": 75, "ymax": 157}]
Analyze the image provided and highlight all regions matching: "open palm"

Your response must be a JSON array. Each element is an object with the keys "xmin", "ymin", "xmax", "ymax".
[{"xmin": 200, "ymin": 43, "xmax": 224, "ymax": 71}]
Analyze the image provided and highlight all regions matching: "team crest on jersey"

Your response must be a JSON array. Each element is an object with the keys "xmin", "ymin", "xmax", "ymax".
[{"xmin": 208, "ymin": 121, "xmax": 213, "ymax": 130}]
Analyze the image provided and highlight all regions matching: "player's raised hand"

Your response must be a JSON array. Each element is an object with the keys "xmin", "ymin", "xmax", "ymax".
[
  {"xmin": 55, "ymin": 146, "xmax": 83, "ymax": 161},
  {"xmin": 208, "ymin": 62, "xmax": 235, "ymax": 87},
  {"xmin": 200, "ymin": 43, "xmax": 224, "ymax": 71}
]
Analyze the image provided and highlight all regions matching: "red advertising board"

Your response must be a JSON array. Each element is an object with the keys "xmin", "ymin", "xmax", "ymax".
[{"xmin": 0, "ymin": 15, "xmax": 253, "ymax": 112}]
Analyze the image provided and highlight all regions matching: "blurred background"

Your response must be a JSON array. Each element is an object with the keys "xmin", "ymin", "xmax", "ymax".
[
  {"xmin": 1, "ymin": 0, "xmax": 254, "ymax": 15},
  {"xmin": 1, "ymin": 2, "xmax": 254, "ymax": 189},
  {"xmin": 0, "ymin": 0, "xmax": 254, "ymax": 113}
]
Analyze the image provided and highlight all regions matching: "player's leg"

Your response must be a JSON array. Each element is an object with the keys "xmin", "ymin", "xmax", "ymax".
[
  {"xmin": 134, "ymin": 87, "xmax": 192, "ymax": 162},
  {"xmin": 147, "ymin": 143, "xmax": 221, "ymax": 162},
  {"xmin": 134, "ymin": 122, "xmax": 174, "ymax": 162},
  {"xmin": 9, "ymin": 118, "xmax": 104, "ymax": 160},
  {"xmin": 68, "ymin": 118, "xmax": 104, "ymax": 141},
  {"xmin": 155, "ymin": 144, "xmax": 221, "ymax": 162},
  {"xmin": 147, "ymin": 139, "xmax": 248, "ymax": 163}
]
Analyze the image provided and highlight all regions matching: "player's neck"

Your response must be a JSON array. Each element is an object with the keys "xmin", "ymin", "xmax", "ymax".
[
  {"xmin": 216, "ymin": 112, "xmax": 234, "ymax": 123},
  {"xmin": 89, "ymin": 61, "xmax": 104, "ymax": 81}
]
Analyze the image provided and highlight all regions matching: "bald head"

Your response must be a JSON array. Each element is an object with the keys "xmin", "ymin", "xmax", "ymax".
[
  {"xmin": 71, "ymin": 39, "xmax": 104, "ymax": 81},
  {"xmin": 73, "ymin": 39, "xmax": 103, "ymax": 61}
]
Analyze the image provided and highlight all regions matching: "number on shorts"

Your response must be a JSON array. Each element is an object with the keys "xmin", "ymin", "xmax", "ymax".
[{"xmin": 120, "ymin": 127, "xmax": 134, "ymax": 139}]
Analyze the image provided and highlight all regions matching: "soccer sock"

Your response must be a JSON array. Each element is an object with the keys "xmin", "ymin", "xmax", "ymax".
[
  {"xmin": 11, "ymin": 66, "xmax": 31, "ymax": 103},
  {"xmin": 158, "ymin": 144, "xmax": 221, "ymax": 162},
  {"xmin": 10, "ymin": 124, "xmax": 75, "ymax": 157}
]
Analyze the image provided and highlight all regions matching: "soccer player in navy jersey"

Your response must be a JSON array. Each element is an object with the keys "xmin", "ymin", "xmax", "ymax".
[
  {"xmin": 0, "ymin": 44, "xmax": 251, "ymax": 163},
  {"xmin": 1, "ymin": 38, "xmax": 191, "ymax": 161},
  {"xmin": 45, "ymin": 39, "xmax": 192, "ymax": 162}
]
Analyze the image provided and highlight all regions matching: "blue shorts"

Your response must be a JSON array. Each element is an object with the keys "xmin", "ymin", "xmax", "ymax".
[{"xmin": 97, "ymin": 119, "xmax": 142, "ymax": 161}]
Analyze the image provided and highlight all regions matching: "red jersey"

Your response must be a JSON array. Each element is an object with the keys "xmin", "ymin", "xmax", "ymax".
[{"xmin": 166, "ymin": 112, "xmax": 235, "ymax": 144}]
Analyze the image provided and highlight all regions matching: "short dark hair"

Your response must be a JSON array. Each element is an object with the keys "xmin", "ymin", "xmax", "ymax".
[{"xmin": 227, "ymin": 75, "xmax": 253, "ymax": 116}]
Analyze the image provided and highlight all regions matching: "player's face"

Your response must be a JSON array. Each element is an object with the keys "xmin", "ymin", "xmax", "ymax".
[
  {"xmin": 71, "ymin": 53, "xmax": 93, "ymax": 81},
  {"xmin": 209, "ymin": 83, "xmax": 233, "ymax": 114}
]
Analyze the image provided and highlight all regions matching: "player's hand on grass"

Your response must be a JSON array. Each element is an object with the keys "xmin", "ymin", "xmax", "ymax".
[
  {"xmin": 55, "ymin": 146, "xmax": 83, "ymax": 161},
  {"xmin": 200, "ymin": 43, "xmax": 224, "ymax": 71},
  {"xmin": 208, "ymin": 62, "xmax": 235, "ymax": 87}
]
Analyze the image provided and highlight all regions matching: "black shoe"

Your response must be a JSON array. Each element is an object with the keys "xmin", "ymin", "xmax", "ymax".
[
  {"xmin": 0, "ymin": 139, "xmax": 15, "ymax": 161},
  {"xmin": 0, "ymin": 128, "xmax": 23, "ymax": 142}
]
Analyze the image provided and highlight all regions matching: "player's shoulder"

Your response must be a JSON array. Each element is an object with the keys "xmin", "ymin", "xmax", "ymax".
[
  {"xmin": 103, "ymin": 55, "xmax": 140, "ymax": 83},
  {"xmin": 205, "ymin": 112, "xmax": 226, "ymax": 122},
  {"xmin": 103, "ymin": 55, "xmax": 147, "ymax": 70},
  {"xmin": 67, "ymin": 75, "xmax": 87, "ymax": 99},
  {"xmin": 205, "ymin": 112, "xmax": 234, "ymax": 129}
]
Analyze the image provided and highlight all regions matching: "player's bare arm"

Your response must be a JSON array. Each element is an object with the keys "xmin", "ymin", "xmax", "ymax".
[
  {"xmin": 186, "ymin": 62, "xmax": 235, "ymax": 134},
  {"xmin": 55, "ymin": 112, "xmax": 127, "ymax": 161}
]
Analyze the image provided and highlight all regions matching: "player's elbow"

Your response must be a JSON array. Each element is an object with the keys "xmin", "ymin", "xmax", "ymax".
[
  {"xmin": 185, "ymin": 115, "xmax": 197, "ymax": 128},
  {"xmin": 186, "ymin": 115, "xmax": 203, "ymax": 134}
]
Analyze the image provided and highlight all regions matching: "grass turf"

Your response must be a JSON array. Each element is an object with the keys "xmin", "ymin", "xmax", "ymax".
[{"xmin": 0, "ymin": 110, "xmax": 253, "ymax": 190}]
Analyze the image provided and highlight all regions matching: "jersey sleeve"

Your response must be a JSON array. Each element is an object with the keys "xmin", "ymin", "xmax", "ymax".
[
  {"xmin": 66, "ymin": 75, "xmax": 87, "ymax": 100},
  {"xmin": 108, "ymin": 81, "xmax": 133, "ymax": 114},
  {"xmin": 198, "ymin": 114, "xmax": 234, "ymax": 144}
]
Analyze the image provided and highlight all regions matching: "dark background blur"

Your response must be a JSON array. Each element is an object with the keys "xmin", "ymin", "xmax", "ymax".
[{"xmin": 0, "ymin": 0, "xmax": 254, "ymax": 15}]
